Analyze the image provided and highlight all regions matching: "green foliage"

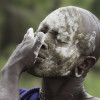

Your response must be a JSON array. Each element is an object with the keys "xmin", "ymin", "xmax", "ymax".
[{"xmin": 84, "ymin": 70, "xmax": 100, "ymax": 97}]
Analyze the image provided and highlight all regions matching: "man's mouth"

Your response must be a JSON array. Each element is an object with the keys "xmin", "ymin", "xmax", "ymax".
[
  {"xmin": 36, "ymin": 57, "xmax": 44, "ymax": 63},
  {"xmin": 36, "ymin": 50, "xmax": 49, "ymax": 63},
  {"xmin": 38, "ymin": 52, "xmax": 46, "ymax": 59}
]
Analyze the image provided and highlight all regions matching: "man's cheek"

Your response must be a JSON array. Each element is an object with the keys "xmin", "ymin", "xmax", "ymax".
[{"xmin": 55, "ymin": 47, "xmax": 72, "ymax": 58}]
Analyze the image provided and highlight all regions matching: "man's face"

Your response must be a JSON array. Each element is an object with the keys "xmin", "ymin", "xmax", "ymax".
[
  {"xmin": 29, "ymin": 7, "xmax": 96, "ymax": 77},
  {"xmin": 31, "ymin": 7, "xmax": 81, "ymax": 77}
]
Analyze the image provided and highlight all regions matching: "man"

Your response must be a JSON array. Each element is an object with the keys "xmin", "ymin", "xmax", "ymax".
[{"xmin": 0, "ymin": 6, "xmax": 100, "ymax": 100}]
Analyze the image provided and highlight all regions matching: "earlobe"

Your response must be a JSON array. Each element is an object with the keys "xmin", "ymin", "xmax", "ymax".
[
  {"xmin": 75, "ymin": 56, "xmax": 96, "ymax": 77},
  {"xmin": 75, "ymin": 66, "xmax": 83, "ymax": 77}
]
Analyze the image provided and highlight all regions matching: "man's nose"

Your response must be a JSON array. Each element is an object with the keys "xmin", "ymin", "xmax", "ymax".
[{"xmin": 41, "ymin": 42, "xmax": 48, "ymax": 50}]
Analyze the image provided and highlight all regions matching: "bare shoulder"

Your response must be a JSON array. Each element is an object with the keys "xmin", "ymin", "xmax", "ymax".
[
  {"xmin": 91, "ymin": 97, "xmax": 100, "ymax": 100},
  {"xmin": 80, "ymin": 93, "xmax": 100, "ymax": 100},
  {"xmin": 81, "ymin": 97, "xmax": 100, "ymax": 100}
]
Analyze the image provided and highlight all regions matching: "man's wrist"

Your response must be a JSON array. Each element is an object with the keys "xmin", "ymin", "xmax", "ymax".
[{"xmin": 1, "ymin": 63, "xmax": 22, "ymax": 77}]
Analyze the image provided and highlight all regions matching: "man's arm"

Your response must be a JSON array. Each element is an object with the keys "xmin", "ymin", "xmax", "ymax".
[
  {"xmin": 0, "ymin": 28, "xmax": 45, "ymax": 100},
  {"xmin": 0, "ymin": 64, "xmax": 20, "ymax": 100}
]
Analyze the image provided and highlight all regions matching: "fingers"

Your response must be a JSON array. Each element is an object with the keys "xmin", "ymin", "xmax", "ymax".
[
  {"xmin": 27, "ymin": 28, "xmax": 34, "ymax": 39},
  {"xmin": 33, "ymin": 32, "xmax": 45, "ymax": 57},
  {"xmin": 23, "ymin": 28, "xmax": 45, "ymax": 58},
  {"xmin": 23, "ymin": 28, "xmax": 34, "ymax": 41}
]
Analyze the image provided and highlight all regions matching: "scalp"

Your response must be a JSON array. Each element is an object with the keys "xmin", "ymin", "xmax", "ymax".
[{"xmin": 77, "ymin": 7, "xmax": 100, "ymax": 60}]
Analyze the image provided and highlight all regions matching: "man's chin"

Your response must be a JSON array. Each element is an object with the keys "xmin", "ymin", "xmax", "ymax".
[
  {"xmin": 27, "ymin": 58, "xmax": 73, "ymax": 77},
  {"xmin": 27, "ymin": 66, "xmax": 71, "ymax": 78}
]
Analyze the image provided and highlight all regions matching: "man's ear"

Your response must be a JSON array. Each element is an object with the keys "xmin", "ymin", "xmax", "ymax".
[{"xmin": 75, "ymin": 56, "xmax": 96, "ymax": 77}]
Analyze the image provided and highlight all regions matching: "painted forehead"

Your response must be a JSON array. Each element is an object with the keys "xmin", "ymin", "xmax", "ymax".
[{"xmin": 38, "ymin": 6, "xmax": 81, "ymax": 34}]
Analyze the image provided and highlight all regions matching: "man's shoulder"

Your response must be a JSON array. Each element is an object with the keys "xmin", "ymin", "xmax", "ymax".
[
  {"xmin": 91, "ymin": 97, "xmax": 100, "ymax": 100},
  {"xmin": 81, "ymin": 97, "xmax": 100, "ymax": 100},
  {"xmin": 19, "ymin": 87, "xmax": 40, "ymax": 100}
]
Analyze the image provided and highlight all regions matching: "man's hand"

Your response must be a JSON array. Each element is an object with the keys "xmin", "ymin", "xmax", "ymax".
[
  {"xmin": 2, "ymin": 28, "xmax": 45, "ymax": 75},
  {"xmin": 0, "ymin": 28, "xmax": 45, "ymax": 100}
]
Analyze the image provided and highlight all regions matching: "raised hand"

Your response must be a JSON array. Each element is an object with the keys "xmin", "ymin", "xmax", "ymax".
[
  {"xmin": 2, "ymin": 28, "xmax": 45, "ymax": 74},
  {"xmin": 0, "ymin": 28, "xmax": 45, "ymax": 100}
]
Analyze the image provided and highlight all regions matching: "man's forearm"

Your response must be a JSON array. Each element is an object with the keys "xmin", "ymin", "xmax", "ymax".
[{"xmin": 0, "ymin": 65, "xmax": 20, "ymax": 100}]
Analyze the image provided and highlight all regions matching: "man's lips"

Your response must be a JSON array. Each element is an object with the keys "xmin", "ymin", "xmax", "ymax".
[
  {"xmin": 36, "ymin": 50, "xmax": 49, "ymax": 62},
  {"xmin": 36, "ymin": 55, "xmax": 45, "ymax": 63},
  {"xmin": 36, "ymin": 57, "xmax": 44, "ymax": 63},
  {"xmin": 38, "ymin": 49, "xmax": 49, "ymax": 58},
  {"xmin": 38, "ymin": 52, "xmax": 46, "ymax": 59}
]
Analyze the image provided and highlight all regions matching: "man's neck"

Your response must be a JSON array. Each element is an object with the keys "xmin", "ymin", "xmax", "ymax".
[{"xmin": 41, "ymin": 75, "xmax": 85, "ymax": 100}]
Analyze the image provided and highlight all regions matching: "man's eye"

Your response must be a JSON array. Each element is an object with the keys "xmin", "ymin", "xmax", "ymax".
[
  {"xmin": 40, "ymin": 25, "xmax": 49, "ymax": 34},
  {"xmin": 57, "ymin": 39, "xmax": 67, "ymax": 44}
]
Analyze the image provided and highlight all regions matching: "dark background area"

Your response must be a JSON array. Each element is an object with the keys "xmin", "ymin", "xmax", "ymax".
[{"xmin": 0, "ymin": 0, "xmax": 100, "ymax": 97}]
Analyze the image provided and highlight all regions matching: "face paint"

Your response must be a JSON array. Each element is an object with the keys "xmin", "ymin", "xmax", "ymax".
[
  {"xmin": 88, "ymin": 31, "xmax": 96, "ymax": 52},
  {"xmin": 28, "ymin": 6, "xmax": 96, "ymax": 77}
]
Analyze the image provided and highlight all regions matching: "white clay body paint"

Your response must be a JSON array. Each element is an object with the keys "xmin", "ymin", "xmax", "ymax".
[
  {"xmin": 28, "ymin": 6, "xmax": 97, "ymax": 77},
  {"xmin": 88, "ymin": 31, "xmax": 96, "ymax": 52}
]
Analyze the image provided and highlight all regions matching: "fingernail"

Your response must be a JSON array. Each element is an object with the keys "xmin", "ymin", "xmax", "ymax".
[
  {"xmin": 27, "ymin": 28, "xmax": 34, "ymax": 33},
  {"xmin": 27, "ymin": 28, "xmax": 34, "ymax": 39}
]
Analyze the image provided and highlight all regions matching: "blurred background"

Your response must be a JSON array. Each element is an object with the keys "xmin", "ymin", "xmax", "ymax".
[{"xmin": 0, "ymin": 0, "xmax": 100, "ymax": 97}]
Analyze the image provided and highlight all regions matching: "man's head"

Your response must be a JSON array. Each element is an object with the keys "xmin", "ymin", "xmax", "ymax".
[{"xmin": 28, "ymin": 6, "xmax": 100, "ymax": 77}]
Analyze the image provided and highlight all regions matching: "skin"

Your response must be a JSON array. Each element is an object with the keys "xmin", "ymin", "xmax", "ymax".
[{"xmin": 0, "ymin": 6, "xmax": 100, "ymax": 100}]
